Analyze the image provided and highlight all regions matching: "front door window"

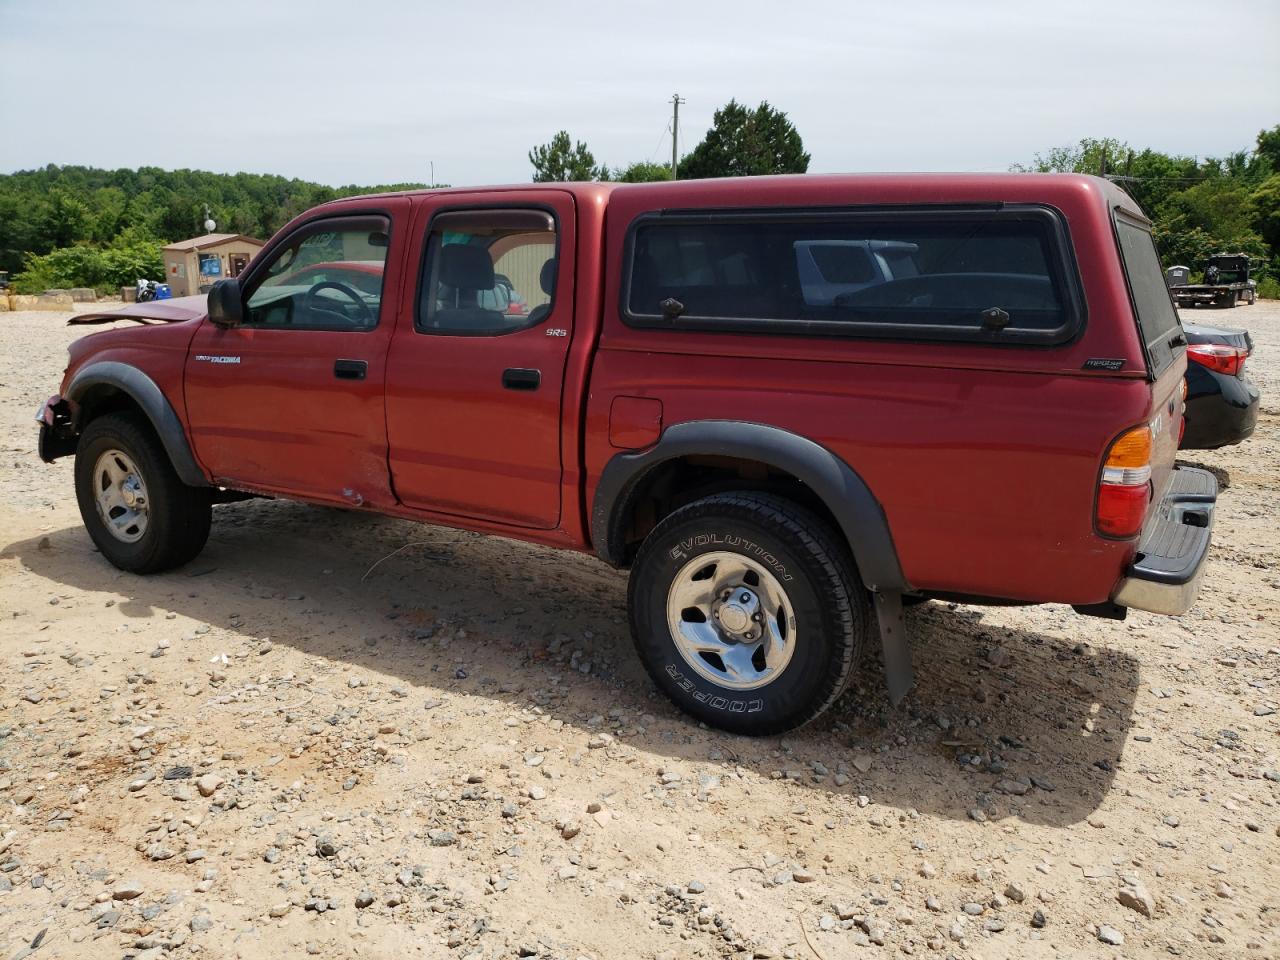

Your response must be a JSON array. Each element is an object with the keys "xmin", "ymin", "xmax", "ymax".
[{"xmin": 245, "ymin": 217, "xmax": 391, "ymax": 331}]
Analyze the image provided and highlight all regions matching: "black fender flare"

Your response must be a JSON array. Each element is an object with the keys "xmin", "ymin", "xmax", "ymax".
[
  {"xmin": 590, "ymin": 420, "xmax": 908, "ymax": 594},
  {"xmin": 64, "ymin": 361, "xmax": 208, "ymax": 488}
]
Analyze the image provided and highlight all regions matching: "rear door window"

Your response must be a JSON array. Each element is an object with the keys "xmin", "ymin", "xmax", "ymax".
[
  {"xmin": 623, "ymin": 207, "xmax": 1084, "ymax": 344},
  {"xmin": 416, "ymin": 208, "xmax": 557, "ymax": 336}
]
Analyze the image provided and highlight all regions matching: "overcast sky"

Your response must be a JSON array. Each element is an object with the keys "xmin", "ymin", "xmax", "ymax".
[{"xmin": 2, "ymin": 0, "xmax": 1276, "ymax": 187}]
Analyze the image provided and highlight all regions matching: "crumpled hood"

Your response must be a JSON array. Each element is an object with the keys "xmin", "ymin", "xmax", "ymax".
[{"xmin": 67, "ymin": 294, "xmax": 208, "ymax": 326}]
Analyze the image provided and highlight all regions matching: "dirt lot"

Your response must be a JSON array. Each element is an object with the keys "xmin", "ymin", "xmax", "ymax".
[{"xmin": 0, "ymin": 302, "xmax": 1277, "ymax": 960}]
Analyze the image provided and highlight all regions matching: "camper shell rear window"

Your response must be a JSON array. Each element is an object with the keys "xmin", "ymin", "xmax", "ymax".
[{"xmin": 621, "ymin": 205, "xmax": 1085, "ymax": 345}]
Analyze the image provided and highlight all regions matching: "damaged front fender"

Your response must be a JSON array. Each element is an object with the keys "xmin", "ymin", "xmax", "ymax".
[{"xmin": 36, "ymin": 395, "xmax": 78, "ymax": 462}]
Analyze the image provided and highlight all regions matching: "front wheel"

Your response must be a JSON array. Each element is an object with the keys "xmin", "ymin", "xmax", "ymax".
[
  {"xmin": 74, "ymin": 413, "xmax": 212, "ymax": 573},
  {"xmin": 628, "ymin": 492, "xmax": 872, "ymax": 735}
]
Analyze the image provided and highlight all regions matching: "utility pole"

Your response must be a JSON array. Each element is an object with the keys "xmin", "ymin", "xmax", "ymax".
[{"xmin": 671, "ymin": 93, "xmax": 685, "ymax": 180}]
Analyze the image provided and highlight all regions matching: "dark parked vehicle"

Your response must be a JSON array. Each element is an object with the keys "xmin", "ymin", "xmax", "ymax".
[
  {"xmin": 1168, "ymin": 254, "xmax": 1256, "ymax": 308},
  {"xmin": 1180, "ymin": 321, "xmax": 1260, "ymax": 449}
]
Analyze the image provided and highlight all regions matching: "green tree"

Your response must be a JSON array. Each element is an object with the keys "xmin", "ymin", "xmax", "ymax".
[
  {"xmin": 1250, "ymin": 173, "xmax": 1280, "ymax": 256},
  {"xmin": 1154, "ymin": 178, "xmax": 1267, "ymax": 275},
  {"xmin": 12, "ymin": 228, "xmax": 165, "ymax": 295},
  {"xmin": 528, "ymin": 131, "xmax": 607, "ymax": 182},
  {"xmin": 679, "ymin": 100, "xmax": 810, "ymax": 179},
  {"xmin": 41, "ymin": 187, "xmax": 91, "ymax": 249},
  {"xmin": 1255, "ymin": 124, "xmax": 1280, "ymax": 172},
  {"xmin": 613, "ymin": 160, "xmax": 673, "ymax": 183},
  {"xmin": 1013, "ymin": 137, "xmax": 1132, "ymax": 176}
]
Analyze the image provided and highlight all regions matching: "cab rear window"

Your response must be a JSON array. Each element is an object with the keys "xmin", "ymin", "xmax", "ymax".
[{"xmin": 622, "ymin": 206, "xmax": 1084, "ymax": 344}]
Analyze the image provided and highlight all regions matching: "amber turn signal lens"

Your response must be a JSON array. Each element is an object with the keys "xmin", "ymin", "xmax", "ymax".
[{"xmin": 1105, "ymin": 425, "xmax": 1152, "ymax": 469}]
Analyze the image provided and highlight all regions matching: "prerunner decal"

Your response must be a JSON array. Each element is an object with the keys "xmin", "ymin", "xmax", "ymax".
[{"xmin": 668, "ymin": 533, "xmax": 794, "ymax": 582}]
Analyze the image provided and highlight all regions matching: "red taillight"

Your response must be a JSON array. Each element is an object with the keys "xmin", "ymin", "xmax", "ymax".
[
  {"xmin": 1096, "ymin": 484, "xmax": 1149, "ymax": 538},
  {"xmin": 1096, "ymin": 425, "xmax": 1153, "ymax": 539},
  {"xmin": 1187, "ymin": 343, "xmax": 1246, "ymax": 376}
]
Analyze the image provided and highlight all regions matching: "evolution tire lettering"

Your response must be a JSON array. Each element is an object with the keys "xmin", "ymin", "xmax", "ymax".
[
  {"xmin": 667, "ymin": 533, "xmax": 794, "ymax": 582},
  {"xmin": 665, "ymin": 664, "xmax": 762, "ymax": 713}
]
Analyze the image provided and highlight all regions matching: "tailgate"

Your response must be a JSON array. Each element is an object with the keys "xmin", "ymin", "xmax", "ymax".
[
  {"xmin": 1112, "ymin": 210, "xmax": 1187, "ymax": 514},
  {"xmin": 1146, "ymin": 358, "xmax": 1185, "ymax": 503}
]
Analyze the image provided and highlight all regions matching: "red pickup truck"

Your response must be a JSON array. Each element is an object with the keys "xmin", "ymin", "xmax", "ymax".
[{"xmin": 37, "ymin": 174, "xmax": 1216, "ymax": 735}]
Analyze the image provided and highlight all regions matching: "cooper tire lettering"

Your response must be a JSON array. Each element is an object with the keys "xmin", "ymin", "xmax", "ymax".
[{"xmin": 663, "ymin": 663, "xmax": 766, "ymax": 714}]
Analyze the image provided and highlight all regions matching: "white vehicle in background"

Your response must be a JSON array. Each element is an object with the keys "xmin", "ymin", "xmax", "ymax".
[{"xmin": 794, "ymin": 239, "xmax": 919, "ymax": 305}]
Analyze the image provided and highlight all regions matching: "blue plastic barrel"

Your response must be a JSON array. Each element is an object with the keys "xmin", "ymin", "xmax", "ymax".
[{"xmin": 155, "ymin": 284, "xmax": 173, "ymax": 300}]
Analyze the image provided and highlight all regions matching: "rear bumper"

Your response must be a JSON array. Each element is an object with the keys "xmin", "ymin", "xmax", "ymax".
[
  {"xmin": 1111, "ymin": 466, "xmax": 1216, "ymax": 616},
  {"xmin": 1181, "ymin": 373, "xmax": 1260, "ymax": 449}
]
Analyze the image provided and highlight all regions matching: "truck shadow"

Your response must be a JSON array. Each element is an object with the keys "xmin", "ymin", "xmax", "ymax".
[{"xmin": 3, "ymin": 498, "xmax": 1139, "ymax": 827}]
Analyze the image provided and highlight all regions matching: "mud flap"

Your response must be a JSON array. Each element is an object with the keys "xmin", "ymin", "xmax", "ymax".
[{"xmin": 874, "ymin": 590, "xmax": 913, "ymax": 705}]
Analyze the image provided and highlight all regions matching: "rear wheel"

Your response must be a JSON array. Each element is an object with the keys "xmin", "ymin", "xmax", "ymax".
[
  {"xmin": 74, "ymin": 413, "xmax": 212, "ymax": 573},
  {"xmin": 628, "ymin": 492, "xmax": 872, "ymax": 735}
]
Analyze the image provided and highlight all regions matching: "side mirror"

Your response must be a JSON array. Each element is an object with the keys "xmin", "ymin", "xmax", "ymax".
[{"xmin": 207, "ymin": 278, "xmax": 243, "ymax": 328}]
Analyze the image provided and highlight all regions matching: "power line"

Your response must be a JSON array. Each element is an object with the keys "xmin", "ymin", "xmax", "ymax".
[
  {"xmin": 1107, "ymin": 175, "xmax": 1252, "ymax": 184},
  {"xmin": 647, "ymin": 120, "xmax": 673, "ymax": 165}
]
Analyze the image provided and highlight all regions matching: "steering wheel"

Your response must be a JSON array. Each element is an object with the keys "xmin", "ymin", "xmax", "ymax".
[{"xmin": 303, "ymin": 281, "xmax": 372, "ymax": 325}]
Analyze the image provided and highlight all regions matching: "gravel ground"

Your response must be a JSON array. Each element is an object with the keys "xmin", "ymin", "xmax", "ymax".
[{"xmin": 0, "ymin": 302, "xmax": 1276, "ymax": 959}]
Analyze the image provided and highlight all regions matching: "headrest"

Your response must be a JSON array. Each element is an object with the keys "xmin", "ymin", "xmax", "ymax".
[
  {"xmin": 539, "ymin": 258, "xmax": 557, "ymax": 297},
  {"xmin": 438, "ymin": 244, "xmax": 494, "ymax": 291}
]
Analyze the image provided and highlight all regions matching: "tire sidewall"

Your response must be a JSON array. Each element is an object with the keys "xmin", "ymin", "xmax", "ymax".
[
  {"xmin": 75, "ymin": 418, "xmax": 173, "ymax": 571},
  {"xmin": 630, "ymin": 507, "xmax": 849, "ymax": 733}
]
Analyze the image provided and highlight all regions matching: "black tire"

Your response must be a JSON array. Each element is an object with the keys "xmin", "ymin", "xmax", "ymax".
[
  {"xmin": 74, "ymin": 413, "xmax": 212, "ymax": 573},
  {"xmin": 628, "ymin": 491, "xmax": 872, "ymax": 735}
]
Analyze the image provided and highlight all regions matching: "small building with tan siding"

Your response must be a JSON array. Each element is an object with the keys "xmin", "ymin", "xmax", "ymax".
[{"xmin": 162, "ymin": 234, "xmax": 265, "ymax": 297}]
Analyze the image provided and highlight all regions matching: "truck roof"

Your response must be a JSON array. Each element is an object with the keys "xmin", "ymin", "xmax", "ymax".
[{"xmin": 324, "ymin": 173, "xmax": 1143, "ymax": 221}]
